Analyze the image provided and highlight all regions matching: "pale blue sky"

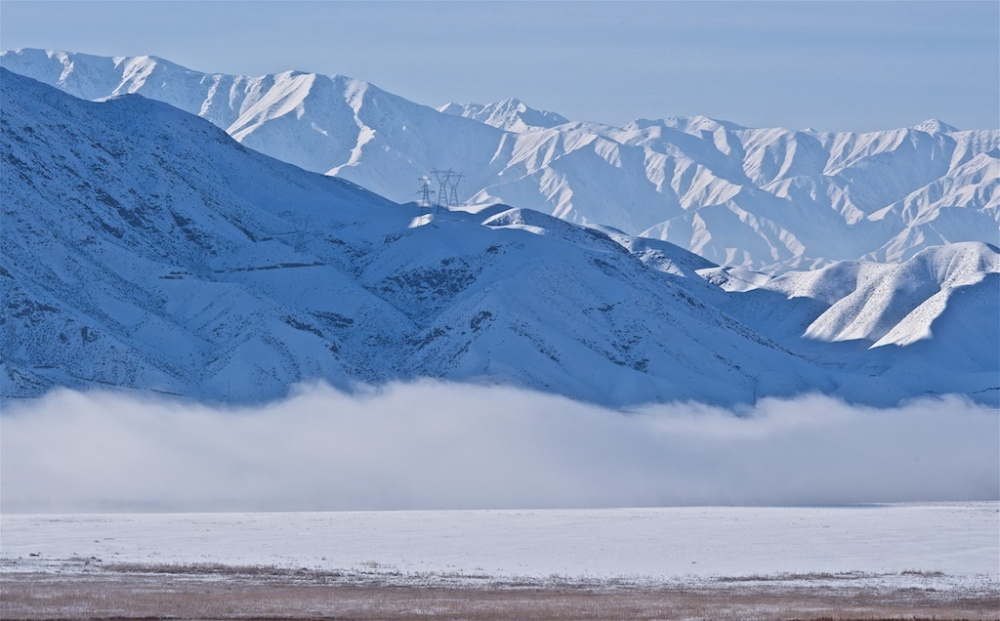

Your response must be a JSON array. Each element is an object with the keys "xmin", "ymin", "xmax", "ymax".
[{"xmin": 2, "ymin": 1, "xmax": 997, "ymax": 131}]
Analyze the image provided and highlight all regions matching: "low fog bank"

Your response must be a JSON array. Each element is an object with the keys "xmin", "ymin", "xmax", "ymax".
[{"xmin": 2, "ymin": 382, "xmax": 997, "ymax": 512}]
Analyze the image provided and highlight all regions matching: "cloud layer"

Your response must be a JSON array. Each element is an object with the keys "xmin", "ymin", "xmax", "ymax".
[{"xmin": 2, "ymin": 382, "xmax": 997, "ymax": 512}]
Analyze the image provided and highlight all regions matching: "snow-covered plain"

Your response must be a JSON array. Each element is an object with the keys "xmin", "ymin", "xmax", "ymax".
[{"xmin": 2, "ymin": 504, "xmax": 997, "ymax": 592}]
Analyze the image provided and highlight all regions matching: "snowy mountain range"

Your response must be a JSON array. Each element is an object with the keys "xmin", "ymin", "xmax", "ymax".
[
  {"xmin": 3, "ymin": 48, "xmax": 997, "ymax": 273},
  {"xmin": 2, "ymin": 67, "xmax": 997, "ymax": 407}
]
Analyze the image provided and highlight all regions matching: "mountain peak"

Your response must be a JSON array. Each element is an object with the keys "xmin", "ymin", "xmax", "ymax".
[
  {"xmin": 438, "ymin": 98, "xmax": 568, "ymax": 132},
  {"xmin": 626, "ymin": 115, "xmax": 746, "ymax": 133},
  {"xmin": 912, "ymin": 119, "xmax": 960, "ymax": 133}
]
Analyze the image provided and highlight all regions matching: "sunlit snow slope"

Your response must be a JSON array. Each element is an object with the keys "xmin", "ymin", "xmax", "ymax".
[
  {"xmin": 3, "ymin": 48, "xmax": 997, "ymax": 273},
  {"xmin": 2, "ymin": 69, "xmax": 996, "ymax": 407}
]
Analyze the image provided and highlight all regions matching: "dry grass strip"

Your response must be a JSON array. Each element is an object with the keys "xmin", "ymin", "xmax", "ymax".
[{"xmin": 2, "ymin": 569, "xmax": 997, "ymax": 621}]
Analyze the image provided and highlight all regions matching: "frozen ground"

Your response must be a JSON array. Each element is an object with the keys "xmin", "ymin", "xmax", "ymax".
[{"xmin": 3, "ymin": 503, "xmax": 997, "ymax": 591}]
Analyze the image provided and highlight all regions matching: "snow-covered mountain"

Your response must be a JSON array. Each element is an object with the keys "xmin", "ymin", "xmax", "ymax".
[
  {"xmin": 4, "ymin": 48, "xmax": 997, "ymax": 273},
  {"xmin": 4, "ymin": 68, "xmax": 995, "ymax": 407},
  {"xmin": 0, "ymin": 68, "xmax": 800, "ymax": 406}
]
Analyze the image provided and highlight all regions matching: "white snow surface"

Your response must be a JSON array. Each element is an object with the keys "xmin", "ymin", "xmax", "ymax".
[
  {"xmin": 3, "ymin": 48, "xmax": 998, "ymax": 273},
  {"xmin": 2, "ymin": 504, "xmax": 997, "ymax": 591}
]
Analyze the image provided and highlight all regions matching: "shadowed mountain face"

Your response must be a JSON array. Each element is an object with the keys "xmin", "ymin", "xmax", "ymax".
[
  {"xmin": 2, "ymin": 68, "xmax": 997, "ymax": 407},
  {"xmin": 3, "ymin": 48, "xmax": 998, "ymax": 273}
]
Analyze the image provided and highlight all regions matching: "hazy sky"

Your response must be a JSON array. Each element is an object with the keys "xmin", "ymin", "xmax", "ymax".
[{"xmin": 2, "ymin": 1, "xmax": 997, "ymax": 131}]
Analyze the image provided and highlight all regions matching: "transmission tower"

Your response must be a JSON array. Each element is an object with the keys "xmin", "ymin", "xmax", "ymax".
[
  {"xmin": 416, "ymin": 176, "xmax": 434, "ymax": 208},
  {"xmin": 447, "ymin": 172, "xmax": 464, "ymax": 207},
  {"xmin": 429, "ymin": 168, "xmax": 465, "ymax": 208},
  {"xmin": 430, "ymin": 168, "xmax": 454, "ymax": 208}
]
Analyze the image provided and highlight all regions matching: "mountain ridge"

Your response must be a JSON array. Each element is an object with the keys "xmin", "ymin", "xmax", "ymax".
[{"xmin": 3, "ymin": 48, "xmax": 997, "ymax": 274}]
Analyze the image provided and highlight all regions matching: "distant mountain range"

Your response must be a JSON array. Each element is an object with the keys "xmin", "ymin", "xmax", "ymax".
[
  {"xmin": 3, "ymin": 48, "xmax": 997, "ymax": 273},
  {"xmin": 2, "ymin": 67, "xmax": 997, "ymax": 407}
]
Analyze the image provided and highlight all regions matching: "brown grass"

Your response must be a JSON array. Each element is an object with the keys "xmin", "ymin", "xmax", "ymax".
[{"xmin": 2, "ymin": 568, "xmax": 998, "ymax": 621}]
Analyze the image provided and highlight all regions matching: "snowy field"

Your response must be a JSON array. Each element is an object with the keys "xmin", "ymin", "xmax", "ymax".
[{"xmin": 3, "ymin": 503, "xmax": 998, "ymax": 591}]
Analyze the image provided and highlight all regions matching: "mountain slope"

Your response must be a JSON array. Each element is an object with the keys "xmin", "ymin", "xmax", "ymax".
[
  {"xmin": 797, "ymin": 242, "xmax": 999, "ymax": 347},
  {"xmin": 3, "ymin": 48, "xmax": 997, "ymax": 273},
  {"xmin": 0, "ymin": 68, "xmax": 816, "ymax": 406},
  {"xmin": 708, "ymin": 242, "xmax": 999, "ymax": 405}
]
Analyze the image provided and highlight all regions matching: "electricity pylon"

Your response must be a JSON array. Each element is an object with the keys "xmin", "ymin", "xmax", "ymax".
[
  {"xmin": 429, "ymin": 168, "xmax": 464, "ymax": 208},
  {"xmin": 430, "ymin": 168, "xmax": 454, "ymax": 208},
  {"xmin": 447, "ymin": 172, "xmax": 464, "ymax": 207},
  {"xmin": 416, "ymin": 176, "xmax": 434, "ymax": 207}
]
